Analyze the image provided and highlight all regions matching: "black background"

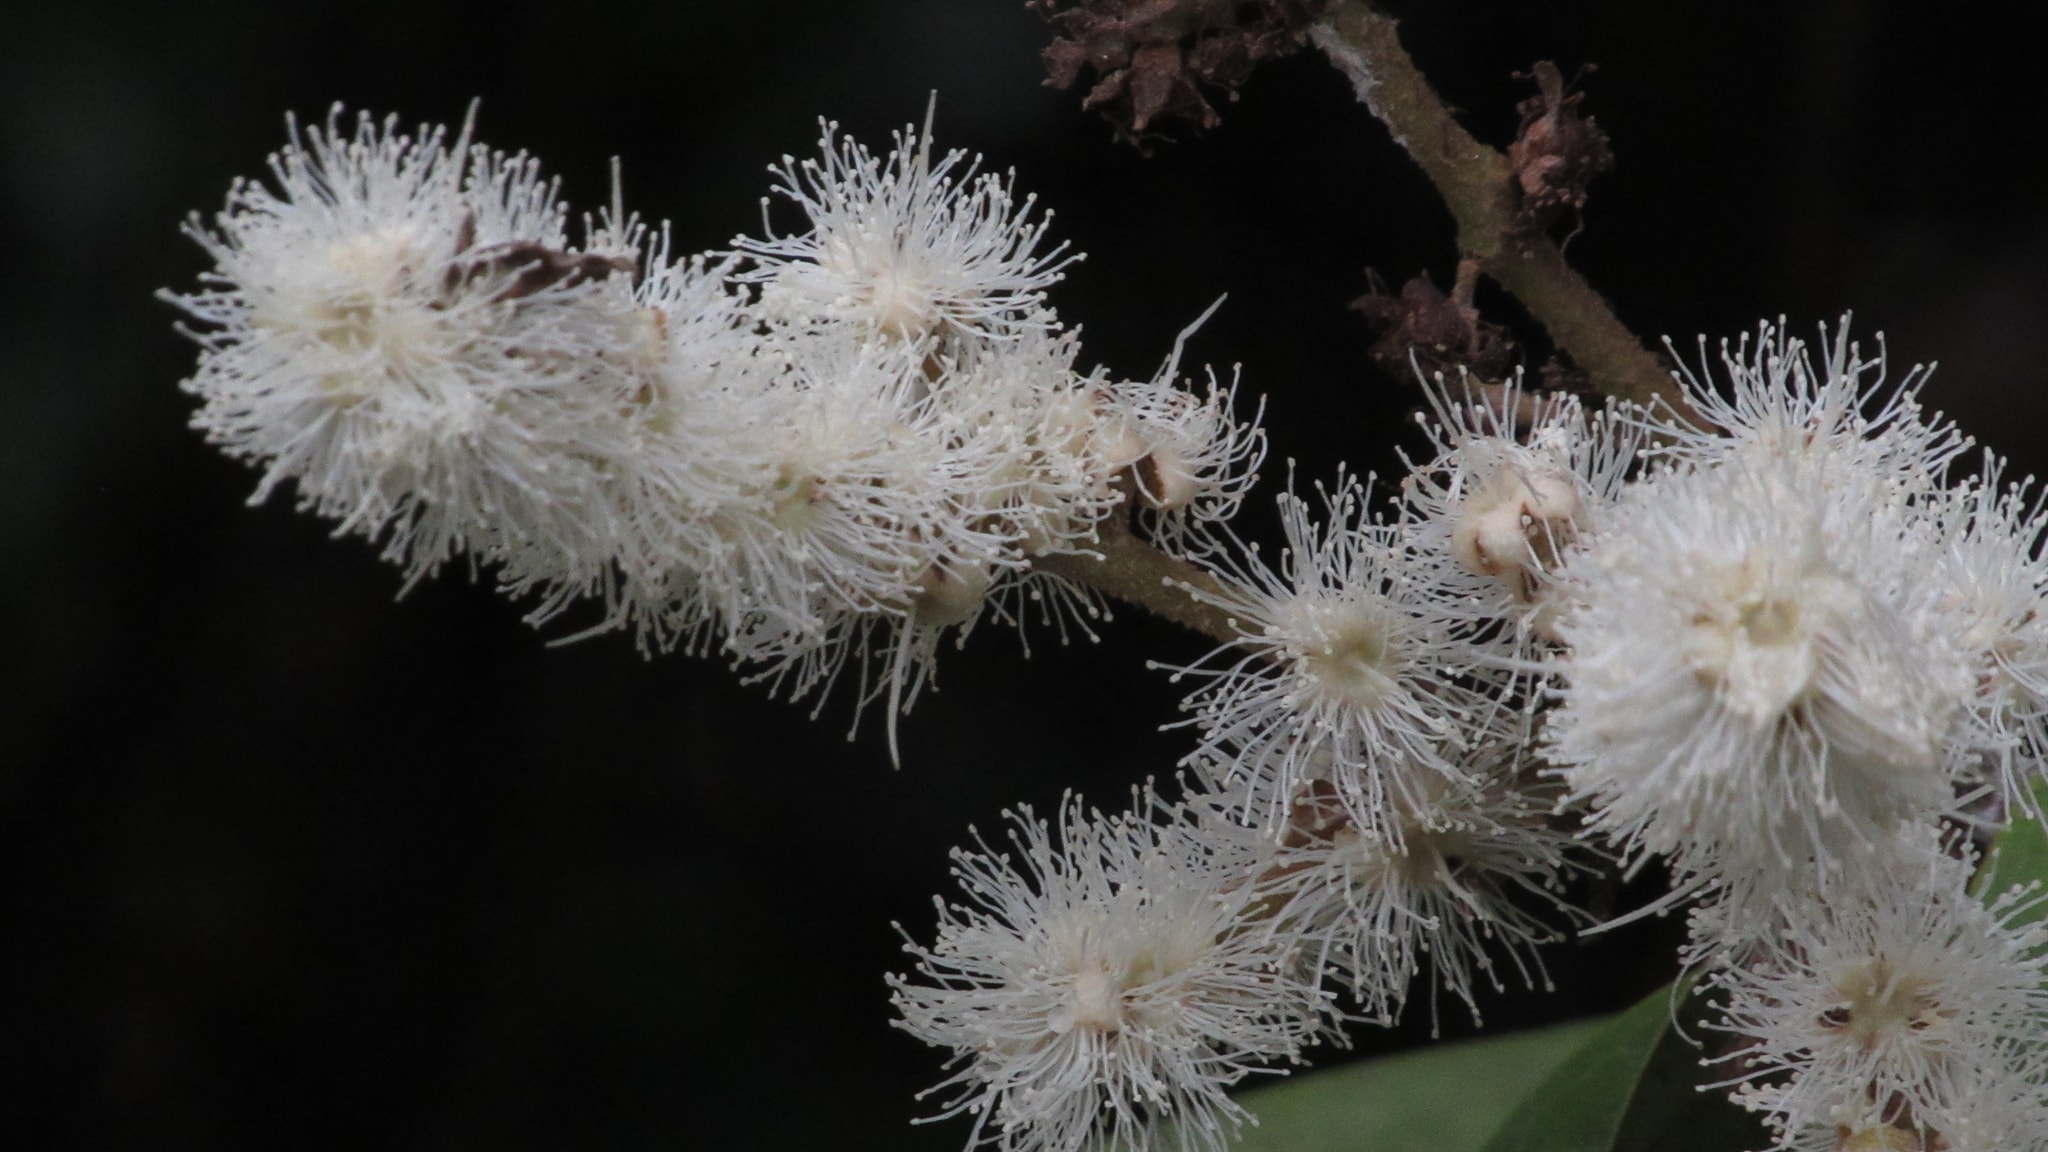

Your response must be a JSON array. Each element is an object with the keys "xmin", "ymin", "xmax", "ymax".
[{"xmin": 6, "ymin": 1, "xmax": 2048, "ymax": 1148}]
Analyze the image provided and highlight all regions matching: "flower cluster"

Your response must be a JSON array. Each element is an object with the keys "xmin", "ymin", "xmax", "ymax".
[
  {"xmin": 893, "ymin": 329, "xmax": 2048, "ymax": 1151},
  {"xmin": 1698, "ymin": 846, "xmax": 2048, "ymax": 1151},
  {"xmin": 893, "ymin": 377, "xmax": 1622, "ymax": 1149},
  {"xmin": 170, "ymin": 108, "xmax": 2048, "ymax": 1152},
  {"xmin": 166, "ymin": 107, "xmax": 1262, "ymax": 738},
  {"xmin": 1542, "ymin": 325, "xmax": 2048, "ymax": 1149}
]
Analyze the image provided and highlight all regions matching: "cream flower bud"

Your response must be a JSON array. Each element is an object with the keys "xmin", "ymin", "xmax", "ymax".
[
  {"xmin": 1133, "ymin": 440, "xmax": 1204, "ymax": 512},
  {"xmin": 1085, "ymin": 400, "xmax": 1153, "ymax": 476},
  {"xmin": 1096, "ymin": 366, "xmax": 1264, "ymax": 550},
  {"xmin": 1447, "ymin": 457, "xmax": 1584, "ymax": 589},
  {"xmin": 911, "ymin": 559, "xmax": 996, "ymax": 629},
  {"xmin": 1399, "ymin": 371, "xmax": 1639, "ymax": 645}
]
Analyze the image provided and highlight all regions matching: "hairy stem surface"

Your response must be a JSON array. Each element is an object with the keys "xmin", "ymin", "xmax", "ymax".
[
  {"xmin": 1033, "ymin": 524, "xmax": 1242, "ymax": 645},
  {"xmin": 1311, "ymin": 0, "xmax": 1685, "ymax": 413}
]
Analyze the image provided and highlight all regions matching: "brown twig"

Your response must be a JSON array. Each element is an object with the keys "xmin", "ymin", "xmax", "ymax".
[{"xmin": 1310, "ymin": 0, "xmax": 1686, "ymax": 413}]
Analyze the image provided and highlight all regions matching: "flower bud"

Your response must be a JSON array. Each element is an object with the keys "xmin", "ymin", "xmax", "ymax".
[{"xmin": 1448, "ymin": 464, "xmax": 1582, "ymax": 596}]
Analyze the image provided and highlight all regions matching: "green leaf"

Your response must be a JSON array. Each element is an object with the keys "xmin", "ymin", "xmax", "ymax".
[
  {"xmin": 1608, "ymin": 999, "xmax": 1768, "ymax": 1152},
  {"xmin": 1226, "ymin": 1016, "xmax": 1604, "ymax": 1152},
  {"xmin": 1224, "ymin": 981, "xmax": 1762, "ymax": 1152},
  {"xmin": 1986, "ymin": 781, "xmax": 2048, "ymax": 929},
  {"xmin": 1478, "ymin": 982, "xmax": 1685, "ymax": 1152}
]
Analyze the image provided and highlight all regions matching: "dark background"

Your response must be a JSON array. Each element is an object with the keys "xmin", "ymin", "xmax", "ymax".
[{"xmin": 6, "ymin": 1, "xmax": 2047, "ymax": 1148}]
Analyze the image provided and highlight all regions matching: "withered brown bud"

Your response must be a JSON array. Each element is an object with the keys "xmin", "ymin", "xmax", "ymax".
[
  {"xmin": 1508, "ymin": 61, "xmax": 1614, "ymax": 237},
  {"xmin": 1350, "ymin": 269, "xmax": 1516, "ymax": 384},
  {"xmin": 1029, "ymin": 0, "xmax": 1327, "ymax": 146}
]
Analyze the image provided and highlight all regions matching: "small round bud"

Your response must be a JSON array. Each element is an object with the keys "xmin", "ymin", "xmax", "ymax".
[
  {"xmin": 910, "ymin": 560, "xmax": 994, "ymax": 628},
  {"xmin": 1133, "ymin": 444, "xmax": 1202, "ymax": 511},
  {"xmin": 1447, "ymin": 464, "xmax": 1583, "ymax": 594}
]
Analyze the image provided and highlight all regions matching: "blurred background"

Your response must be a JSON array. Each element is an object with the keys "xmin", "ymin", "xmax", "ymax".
[{"xmin": 5, "ymin": 1, "xmax": 2047, "ymax": 1148}]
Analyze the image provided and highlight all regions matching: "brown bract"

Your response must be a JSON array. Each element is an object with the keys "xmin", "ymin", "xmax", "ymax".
[
  {"xmin": 1351, "ymin": 268, "xmax": 1516, "ymax": 385},
  {"xmin": 1031, "ymin": 0, "xmax": 1327, "ymax": 145},
  {"xmin": 1508, "ymin": 61, "xmax": 1615, "ymax": 238}
]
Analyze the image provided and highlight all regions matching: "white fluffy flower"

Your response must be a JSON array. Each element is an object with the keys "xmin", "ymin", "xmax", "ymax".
[
  {"xmin": 492, "ymin": 244, "xmax": 758, "ymax": 634},
  {"xmin": 1253, "ymin": 752, "xmax": 1585, "ymax": 1029},
  {"xmin": 734, "ymin": 111, "xmax": 1076, "ymax": 344},
  {"xmin": 682, "ymin": 341, "xmax": 1040, "ymax": 736},
  {"xmin": 1066, "ymin": 300, "xmax": 1267, "ymax": 548},
  {"xmin": 725, "ymin": 340, "xmax": 1008, "ymax": 630},
  {"xmin": 166, "ymin": 107, "xmax": 649, "ymax": 585},
  {"xmin": 930, "ymin": 326, "xmax": 1124, "ymax": 561},
  {"xmin": 1647, "ymin": 318, "xmax": 1971, "ymax": 500},
  {"xmin": 641, "ymin": 323, "xmax": 1136, "ymax": 744},
  {"xmin": 599, "ymin": 262, "xmax": 1107, "ymax": 653},
  {"xmin": 168, "ymin": 105, "xmax": 1269, "ymax": 756},
  {"xmin": 1702, "ymin": 846, "xmax": 2048, "ymax": 1151},
  {"xmin": 1929, "ymin": 461, "xmax": 2048, "ymax": 814},
  {"xmin": 1543, "ymin": 449, "xmax": 1974, "ymax": 897},
  {"xmin": 1165, "ymin": 473, "xmax": 1518, "ymax": 841},
  {"xmin": 891, "ymin": 793, "xmax": 1329, "ymax": 1152}
]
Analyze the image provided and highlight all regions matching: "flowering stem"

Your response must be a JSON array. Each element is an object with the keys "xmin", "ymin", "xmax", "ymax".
[
  {"xmin": 1032, "ymin": 522, "xmax": 1242, "ymax": 644},
  {"xmin": 1310, "ymin": 0, "xmax": 1686, "ymax": 414}
]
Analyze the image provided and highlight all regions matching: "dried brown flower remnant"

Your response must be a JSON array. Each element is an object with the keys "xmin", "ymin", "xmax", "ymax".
[
  {"xmin": 455, "ymin": 243, "xmax": 637, "ymax": 303},
  {"xmin": 441, "ymin": 213, "xmax": 637, "ymax": 303},
  {"xmin": 1032, "ymin": 0, "xmax": 1327, "ymax": 144},
  {"xmin": 1351, "ymin": 265, "xmax": 1516, "ymax": 385},
  {"xmin": 1508, "ymin": 61, "xmax": 1614, "ymax": 236}
]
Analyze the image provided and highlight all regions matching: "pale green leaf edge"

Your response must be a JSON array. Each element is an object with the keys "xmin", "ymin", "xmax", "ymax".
[{"xmin": 1985, "ymin": 780, "xmax": 2048, "ymax": 928}]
